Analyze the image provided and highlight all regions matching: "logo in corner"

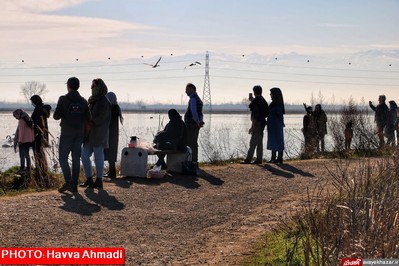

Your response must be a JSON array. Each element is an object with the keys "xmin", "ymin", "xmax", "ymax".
[{"xmin": 342, "ymin": 258, "xmax": 363, "ymax": 266}]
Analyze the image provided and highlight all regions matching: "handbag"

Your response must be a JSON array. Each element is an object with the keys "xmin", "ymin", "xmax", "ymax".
[{"xmin": 181, "ymin": 147, "xmax": 197, "ymax": 175}]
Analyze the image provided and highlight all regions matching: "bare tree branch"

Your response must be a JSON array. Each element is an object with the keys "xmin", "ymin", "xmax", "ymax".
[{"xmin": 20, "ymin": 81, "xmax": 47, "ymax": 104}]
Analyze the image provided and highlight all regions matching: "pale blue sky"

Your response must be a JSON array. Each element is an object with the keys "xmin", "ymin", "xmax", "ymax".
[{"xmin": 0, "ymin": 0, "xmax": 398, "ymax": 104}]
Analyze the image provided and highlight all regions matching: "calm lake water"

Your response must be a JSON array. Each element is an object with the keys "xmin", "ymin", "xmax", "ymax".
[{"xmin": 0, "ymin": 112, "xmax": 306, "ymax": 172}]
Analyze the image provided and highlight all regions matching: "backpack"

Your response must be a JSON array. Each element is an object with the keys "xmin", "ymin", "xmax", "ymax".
[{"xmin": 65, "ymin": 101, "xmax": 85, "ymax": 127}]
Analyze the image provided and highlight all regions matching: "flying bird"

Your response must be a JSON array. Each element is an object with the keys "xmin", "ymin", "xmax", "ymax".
[
  {"xmin": 184, "ymin": 61, "xmax": 201, "ymax": 69},
  {"xmin": 143, "ymin": 57, "xmax": 162, "ymax": 68}
]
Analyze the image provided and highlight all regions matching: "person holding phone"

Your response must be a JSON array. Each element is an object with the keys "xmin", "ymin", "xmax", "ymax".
[{"xmin": 242, "ymin": 85, "xmax": 269, "ymax": 164}]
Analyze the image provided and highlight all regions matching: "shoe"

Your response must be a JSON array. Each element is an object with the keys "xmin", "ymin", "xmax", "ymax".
[
  {"xmin": 251, "ymin": 161, "xmax": 262, "ymax": 164},
  {"xmin": 275, "ymin": 158, "xmax": 283, "ymax": 164},
  {"xmin": 240, "ymin": 160, "xmax": 251, "ymax": 164},
  {"xmin": 90, "ymin": 178, "xmax": 103, "ymax": 189},
  {"xmin": 70, "ymin": 180, "xmax": 78, "ymax": 193},
  {"xmin": 267, "ymin": 159, "xmax": 277, "ymax": 163},
  {"xmin": 16, "ymin": 169, "xmax": 26, "ymax": 175},
  {"xmin": 58, "ymin": 181, "xmax": 72, "ymax": 193},
  {"xmin": 79, "ymin": 177, "xmax": 94, "ymax": 187},
  {"xmin": 104, "ymin": 172, "xmax": 116, "ymax": 179}
]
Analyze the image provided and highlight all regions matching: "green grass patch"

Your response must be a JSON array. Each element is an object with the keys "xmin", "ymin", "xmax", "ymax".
[{"xmin": 243, "ymin": 229, "xmax": 319, "ymax": 266}]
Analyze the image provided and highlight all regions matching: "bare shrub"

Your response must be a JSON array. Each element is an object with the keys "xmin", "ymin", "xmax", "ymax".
[
  {"xmin": 284, "ymin": 128, "xmax": 304, "ymax": 160},
  {"xmin": 280, "ymin": 158, "xmax": 399, "ymax": 264},
  {"xmin": 199, "ymin": 126, "xmax": 241, "ymax": 164},
  {"xmin": 328, "ymin": 99, "xmax": 378, "ymax": 156}
]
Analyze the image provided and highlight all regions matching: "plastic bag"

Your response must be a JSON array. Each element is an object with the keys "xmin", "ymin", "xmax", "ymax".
[
  {"xmin": 148, "ymin": 165, "xmax": 165, "ymax": 179},
  {"xmin": 181, "ymin": 146, "xmax": 197, "ymax": 175}
]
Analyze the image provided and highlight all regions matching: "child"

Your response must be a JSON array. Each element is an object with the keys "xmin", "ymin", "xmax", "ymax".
[
  {"xmin": 344, "ymin": 121, "xmax": 353, "ymax": 150},
  {"xmin": 13, "ymin": 109, "xmax": 35, "ymax": 175}
]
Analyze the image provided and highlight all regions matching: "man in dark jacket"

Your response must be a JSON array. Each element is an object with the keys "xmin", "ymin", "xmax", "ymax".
[
  {"xmin": 242, "ymin": 85, "xmax": 269, "ymax": 164},
  {"xmin": 184, "ymin": 83, "xmax": 204, "ymax": 166},
  {"xmin": 30, "ymin": 94, "xmax": 51, "ymax": 187},
  {"xmin": 369, "ymin": 95, "xmax": 389, "ymax": 148},
  {"xmin": 54, "ymin": 77, "xmax": 90, "ymax": 193}
]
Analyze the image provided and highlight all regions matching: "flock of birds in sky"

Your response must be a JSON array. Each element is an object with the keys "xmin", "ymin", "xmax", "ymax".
[
  {"xmin": 142, "ymin": 56, "xmax": 201, "ymax": 69},
  {"xmin": 22, "ymin": 56, "xmax": 203, "ymax": 69},
  {"xmin": 17, "ymin": 53, "xmax": 394, "ymax": 67}
]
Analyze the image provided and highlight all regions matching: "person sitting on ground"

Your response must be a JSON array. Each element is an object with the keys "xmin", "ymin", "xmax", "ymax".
[
  {"xmin": 344, "ymin": 121, "xmax": 353, "ymax": 150},
  {"xmin": 153, "ymin": 109, "xmax": 187, "ymax": 169},
  {"xmin": 13, "ymin": 109, "xmax": 35, "ymax": 176}
]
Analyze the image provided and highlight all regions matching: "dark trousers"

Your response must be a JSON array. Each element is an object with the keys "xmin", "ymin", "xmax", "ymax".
[
  {"xmin": 33, "ymin": 136, "xmax": 48, "ymax": 183},
  {"xmin": 19, "ymin": 142, "xmax": 32, "ymax": 170},
  {"xmin": 245, "ymin": 123, "xmax": 265, "ymax": 162},
  {"xmin": 186, "ymin": 126, "xmax": 200, "ymax": 162}
]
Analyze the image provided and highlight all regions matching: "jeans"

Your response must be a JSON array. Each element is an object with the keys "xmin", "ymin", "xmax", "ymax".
[
  {"xmin": 19, "ymin": 142, "xmax": 32, "ymax": 170},
  {"xmin": 58, "ymin": 133, "xmax": 83, "ymax": 183},
  {"xmin": 81, "ymin": 143, "xmax": 104, "ymax": 179}
]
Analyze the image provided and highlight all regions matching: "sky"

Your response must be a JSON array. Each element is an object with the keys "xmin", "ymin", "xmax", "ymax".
[{"xmin": 0, "ymin": 0, "xmax": 398, "ymax": 105}]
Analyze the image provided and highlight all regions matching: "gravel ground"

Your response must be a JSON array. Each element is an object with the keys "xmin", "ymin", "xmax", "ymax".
[{"xmin": 0, "ymin": 159, "xmax": 349, "ymax": 265}]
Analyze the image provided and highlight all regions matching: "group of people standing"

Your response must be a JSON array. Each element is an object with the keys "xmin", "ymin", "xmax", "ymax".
[
  {"xmin": 242, "ymin": 86, "xmax": 285, "ymax": 164},
  {"xmin": 369, "ymin": 95, "xmax": 398, "ymax": 147},
  {"xmin": 13, "ymin": 77, "xmax": 204, "ymax": 193},
  {"xmin": 12, "ymin": 79, "xmax": 398, "ymax": 192},
  {"xmin": 302, "ymin": 103, "xmax": 328, "ymax": 154}
]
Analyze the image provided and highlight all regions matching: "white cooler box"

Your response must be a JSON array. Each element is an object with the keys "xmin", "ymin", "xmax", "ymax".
[{"xmin": 120, "ymin": 147, "xmax": 148, "ymax": 178}]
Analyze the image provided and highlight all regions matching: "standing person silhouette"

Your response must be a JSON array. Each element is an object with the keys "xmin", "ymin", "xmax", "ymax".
[
  {"xmin": 313, "ymin": 104, "xmax": 327, "ymax": 152},
  {"xmin": 13, "ymin": 109, "xmax": 35, "ymax": 177},
  {"xmin": 242, "ymin": 85, "xmax": 269, "ymax": 164},
  {"xmin": 266, "ymin": 87, "xmax": 285, "ymax": 163},
  {"xmin": 54, "ymin": 77, "xmax": 90, "ymax": 193},
  {"xmin": 369, "ymin": 95, "xmax": 389, "ymax": 148},
  {"xmin": 30, "ymin": 94, "xmax": 51, "ymax": 187},
  {"xmin": 80, "ymin": 78, "xmax": 111, "ymax": 189},
  {"xmin": 386, "ymin": 100, "xmax": 397, "ymax": 146},
  {"xmin": 104, "ymin": 92, "xmax": 123, "ymax": 179},
  {"xmin": 184, "ymin": 83, "xmax": 204, "ymax": 167},
  {"xmin": 302, "ymin": 104, "xmax": 315, "ymax": 154},
  {"xmin": 344, "ymin": 121, "xmax": 353, "ymax": 150}
]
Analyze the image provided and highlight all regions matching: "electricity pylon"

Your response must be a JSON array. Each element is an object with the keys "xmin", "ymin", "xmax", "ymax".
[{"xmin": 202, "ymin": 51, "xmax": 212, "ymax": 113}]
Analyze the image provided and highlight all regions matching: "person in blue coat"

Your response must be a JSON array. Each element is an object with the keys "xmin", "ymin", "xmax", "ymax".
[{"xmin": 266, "ymin": 87, "xmax": 285, "ymax": 163}]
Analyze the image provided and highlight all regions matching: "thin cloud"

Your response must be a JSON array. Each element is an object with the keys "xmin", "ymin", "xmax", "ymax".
[
  {"xmin": 318, "ymin": 23, "xmax": 357, "ymax": 28},
  {"xmin": 0, "ymin": 0, "xmax": 158, "ymax": 62},
  {"xmin": 2, "ymin": 0, "xmax": 94, "ymax": 13}
]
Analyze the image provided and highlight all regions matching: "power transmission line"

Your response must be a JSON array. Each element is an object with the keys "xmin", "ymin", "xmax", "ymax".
[{"xmin": 202, "ymin": 51, "xmax": 212, "ymax": 112}]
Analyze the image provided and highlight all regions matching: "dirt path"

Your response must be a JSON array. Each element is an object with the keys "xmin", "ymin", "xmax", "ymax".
[{"xmin": 0, "ymin": 159, "xmax": 348, "ymax": 265}]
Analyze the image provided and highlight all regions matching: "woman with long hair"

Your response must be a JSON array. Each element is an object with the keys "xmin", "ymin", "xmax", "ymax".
[{"xmin": 80, "ymin": 78, "xmax": 111, "ymax": 189}]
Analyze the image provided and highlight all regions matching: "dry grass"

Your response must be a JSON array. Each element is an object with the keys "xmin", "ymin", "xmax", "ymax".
[{"xmin": 276, "ymin": 157, "xmax": 399, "ymax": 265}]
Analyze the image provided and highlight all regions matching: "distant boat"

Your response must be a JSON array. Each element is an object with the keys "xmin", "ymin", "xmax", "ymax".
[{"xmin": 2, "ymin": 135, "xmax": 14, "ymax": 148}]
